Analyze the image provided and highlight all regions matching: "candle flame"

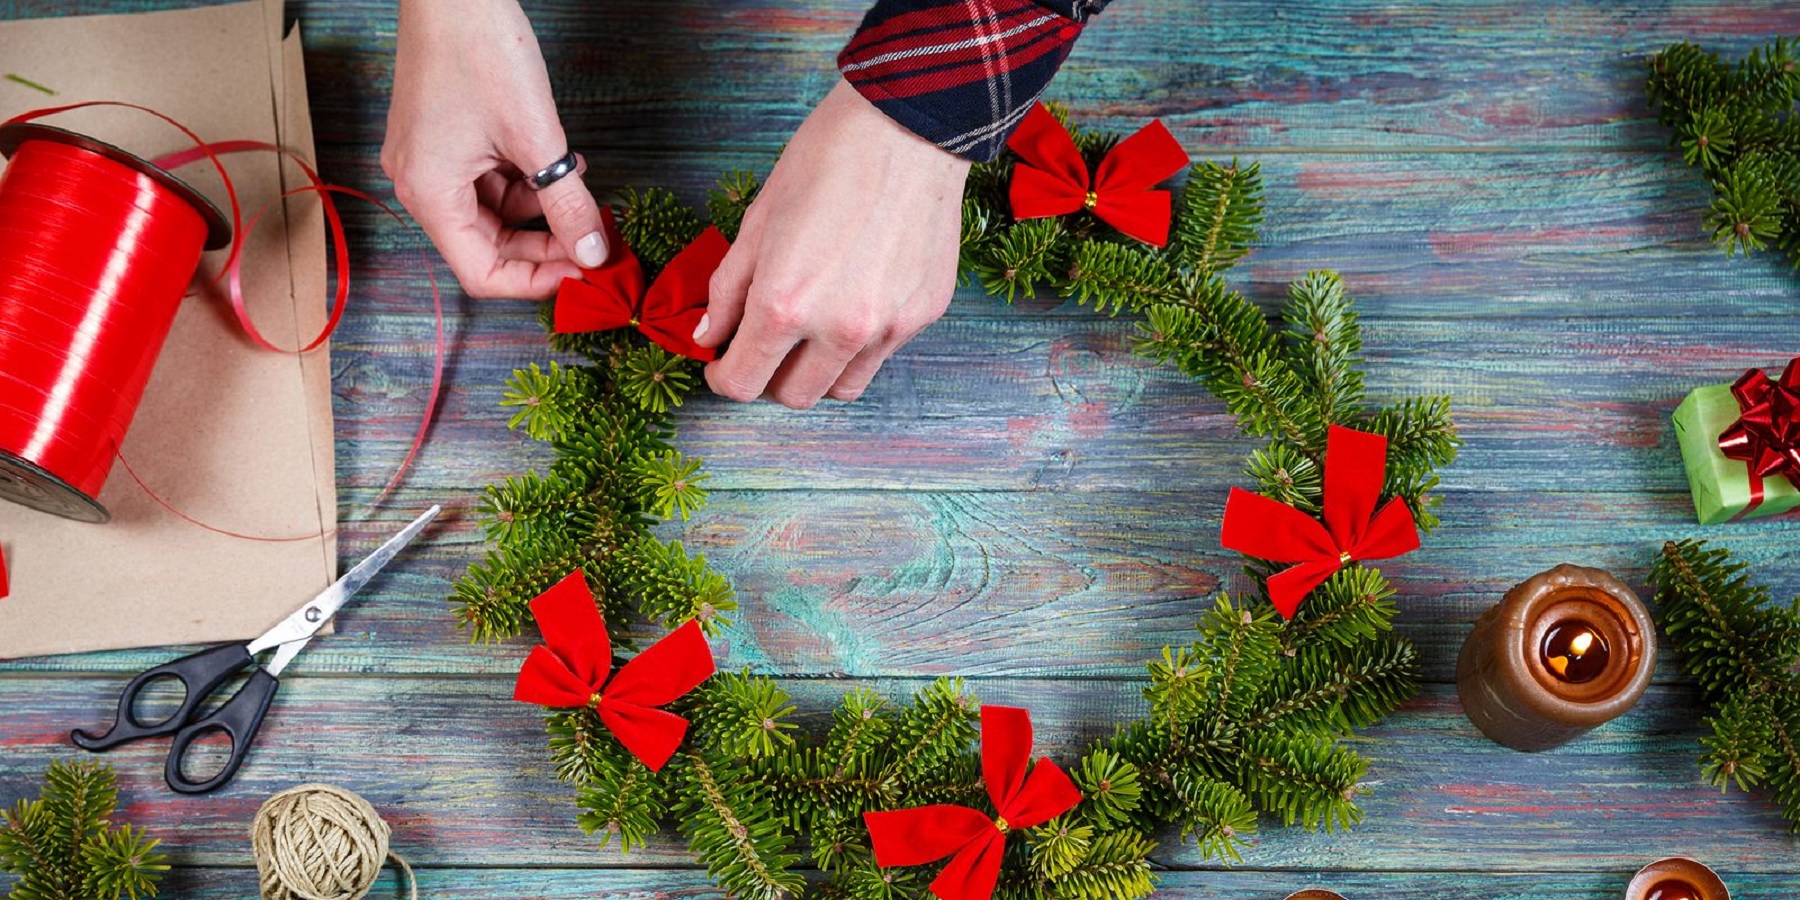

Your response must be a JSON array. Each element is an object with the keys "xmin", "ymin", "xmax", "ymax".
[{"xmin": 1570, "ymin": 631, "xmax": 1594, "ymax": 655}]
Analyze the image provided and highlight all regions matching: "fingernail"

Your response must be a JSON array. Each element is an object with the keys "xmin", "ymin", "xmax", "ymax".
[
  {"xmin": 575, "ymin": 231, "xmax": 606, "ymax": 268},
  {"xmin": 692, "ymin": 313, "xmax": 710, "ymax": 341}
]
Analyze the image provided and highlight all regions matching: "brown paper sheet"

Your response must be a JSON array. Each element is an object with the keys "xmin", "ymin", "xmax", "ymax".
[{"xmin": 0, "ymin": 0, "xmax": 337, "ymax": 659}]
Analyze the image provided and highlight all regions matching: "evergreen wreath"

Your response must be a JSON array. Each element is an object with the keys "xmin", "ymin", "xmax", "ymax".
[
  {"xmin": 0, "ymin": 760, "xmax": 168, "ymax": 900},
  {"xmin": 1647, "ymin": 36, "xmax": 1800, "ymax": 265},
  {"xmin": 450, "ymin": 107, "xmax": 1460, "ymax": 900},
  {"xmin": 1650, "ymin": 540, "xmax": 1800, "ymax": 832}
]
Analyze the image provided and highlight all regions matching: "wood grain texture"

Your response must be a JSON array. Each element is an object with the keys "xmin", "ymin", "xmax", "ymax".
[
  {"xmin": 3, "ymin": 677, "xmax": 1798, "ymax": 873},
  {"xmin": 3, "ymin": 0, "xmax": 1800, "ymax": 894},
  {"xmin": 91, "ymin": 868, "xmax": 1800, "ymax": 900}
]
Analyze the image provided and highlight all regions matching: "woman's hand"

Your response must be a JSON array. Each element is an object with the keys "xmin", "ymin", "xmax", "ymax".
[
  {"xmin": 699, "ymin": 79, "xmax": 971, "ymax": 408},
  {"xmin": 382, "ymin": 0, "xmax": 605, "ymax": 299}
]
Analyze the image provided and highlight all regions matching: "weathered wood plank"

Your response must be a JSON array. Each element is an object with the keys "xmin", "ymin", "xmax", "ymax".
[
  {"xmin": 4, "ymin": 488, "xmax": 1796, "ymax": 679},
  {"xmin": 111, "ymin": 867, "xmax": 1800, "ymax": 899},
  {"xmin": 2, "ymin": 677, "xmax": 1795, "ymax": 872},
  {"xmin": 314, "ymin": 147, "xmax": 1800, "ymax": 322},
  {"xmin": 35, "ymin": 0, "xmax": 1791, "ymax": 152},
  {"xmin": 7, "ymin": 0, "xmax": 1800, "ymax": 886},
  {"xmin": 322, "ymin": 306, "xmax": 1800, "ymax": 495}
]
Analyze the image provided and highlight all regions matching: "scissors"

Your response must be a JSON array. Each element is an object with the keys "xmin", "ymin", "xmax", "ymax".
[{"xmin": 71, "ymin": 505, "xmax": 440, "ymax": 794}]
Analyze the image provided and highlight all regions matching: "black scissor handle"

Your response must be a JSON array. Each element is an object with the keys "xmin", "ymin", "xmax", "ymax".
[
  {"xmin": 164, "ymin": 667, "xmax": 279, "ymax": 794},
  {"xmin": 71, "ymin": 643, "xmax": 254, "ymax": 752}
]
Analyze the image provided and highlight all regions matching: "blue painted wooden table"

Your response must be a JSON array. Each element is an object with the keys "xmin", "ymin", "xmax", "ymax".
[{"xmin": 3, "ymin": 1, "xmax": 1800, "ymax": 897}]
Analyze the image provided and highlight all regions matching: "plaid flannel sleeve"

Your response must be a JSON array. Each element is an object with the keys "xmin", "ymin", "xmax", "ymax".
[{"xmin": 838, "ymin": 0, "xmax": 1111, "ymax": 162}]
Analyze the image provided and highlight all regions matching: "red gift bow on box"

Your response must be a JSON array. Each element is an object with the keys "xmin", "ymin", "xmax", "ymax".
[
  {"xmin": 1006, "ymin": 103, "xmax": 1190, "ymax": 247},
  {"xmin": 1219, "ymin": 425, "xmax": 1420, "ymax": 619},
  {"xmin": 554, "ymin": 207, "xmax": 727, "ymax": 361},
  {"xmin": 513, "ymin": 571, "xmax": 716, "ymax": 772},
  {"xmin": 1718, "ymin": 357, "xmax": 1800, "ymax": 517},
  {"xmin": 864, "ymin": 705, "xmax": 1080, "ymax": 900}
]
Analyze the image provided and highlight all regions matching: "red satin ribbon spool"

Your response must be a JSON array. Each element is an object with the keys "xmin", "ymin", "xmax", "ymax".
[{"xmin": 0, "ymin": 123, "xmax": 230, "ymax": 523}]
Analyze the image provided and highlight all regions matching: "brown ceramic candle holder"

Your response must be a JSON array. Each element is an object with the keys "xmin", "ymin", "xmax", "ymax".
[
  {"xmin": 1283, "ymin": 891, "xmax": 1347, "ymax": 900},
  {"xmin": 1624, "ymin": 857, "xmax": 1730, "ymax": 900},
  {"xmin": 1456, "ymin": 563, "xmax": 1656, "ymax": 751}
]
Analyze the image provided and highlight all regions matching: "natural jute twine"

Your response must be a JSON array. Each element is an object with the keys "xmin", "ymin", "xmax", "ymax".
[{"xmin": 251, "ymin": 783, "xmax": 417, "ymax": 900}]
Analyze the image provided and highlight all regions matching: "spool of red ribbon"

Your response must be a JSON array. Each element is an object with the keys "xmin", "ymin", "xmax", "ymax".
[{"xmin": 0, "ymin": 123, "xmax": 231, "ymax": 523}]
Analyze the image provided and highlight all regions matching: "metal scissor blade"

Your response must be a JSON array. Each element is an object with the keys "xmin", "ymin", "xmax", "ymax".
[{"xmin": 247, "ymin": 505, "xmax": 440, "ymax": 660}]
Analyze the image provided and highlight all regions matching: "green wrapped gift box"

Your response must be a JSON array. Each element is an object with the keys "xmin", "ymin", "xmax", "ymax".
[{"xmin": 1674, "ymin": 383, "xmax": 1800, "ymax": 524}]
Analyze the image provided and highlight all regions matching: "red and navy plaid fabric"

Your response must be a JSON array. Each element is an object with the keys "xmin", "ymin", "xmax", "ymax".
[{"xmin": 839, "ymin": 0, "xmax": 1112, "ymax": 162}]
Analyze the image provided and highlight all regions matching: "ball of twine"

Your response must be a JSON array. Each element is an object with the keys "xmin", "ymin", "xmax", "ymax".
[{"xmin": 251, "ymin": 783, "xmax": 416, "ymax": 900}]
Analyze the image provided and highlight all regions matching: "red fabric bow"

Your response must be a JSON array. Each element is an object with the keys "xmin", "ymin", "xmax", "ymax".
[
  {"xmin": 513, "ymin": 571, "xmax": 716, "ymax": 772},
  {"xmin": 1718, "ymin": 358, "xmax": 1800, "ymax": 517},
  {"xmin": 554, "ymin": 207, "xmax": 727, "ymax": 361},
  {"xmin": 864, "ymin": 706, "xmax": 1080, "ymax": 900},
  {"xmin": 1219, "ymin": 425, "xmax": 1419, "ymax": 619},
  {"xmin": 1006, "ymin": 103, "xmax": 1190, "ymax": 247}
]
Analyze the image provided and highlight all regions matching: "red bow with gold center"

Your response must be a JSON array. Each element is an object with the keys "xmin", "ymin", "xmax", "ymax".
[
  {"xmin": 1006, "ymin": 103, "xmax": 1190, "ymax": 247},
  {"xmin": 1219, "ymin": 425, "xmax": 1420, "ymax": 619},
  {"xmin": 1718, "ymin": 358, "xmax": 1800, "ymax": 517},
  {"xmin": 554, "ymin": 207, "xmax": 726, "ymax": 361},
  {"xmin": 864, "ymin": 706, "xmax": 1081, "ymax": 900},
  {"xmin": 513, "ymin": 571, "xmax": 716, "ymax": 772}
]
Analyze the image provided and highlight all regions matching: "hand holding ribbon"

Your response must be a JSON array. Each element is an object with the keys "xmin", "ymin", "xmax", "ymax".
[
  {"xmin": 513, "ymin": 571, "xmax": 716, "ymax": 772},
  {"xmin": 864, "ymin": 706, "xmax": 1081, "ymax": 900},
  {"xmin": 1219, "ymin": 425, "xmax": 1420, "ymax": 619},
  {"xmin": 1718, "ymin": 357, "xmax": 1800, "ymax": 516},
  {"xmin": 555, "ymin": 207, "xmax": 728, "ymax": 361},
  {"xmin": 1006, "ymin": 103, "xmax": 1190, "ymax": 247}
]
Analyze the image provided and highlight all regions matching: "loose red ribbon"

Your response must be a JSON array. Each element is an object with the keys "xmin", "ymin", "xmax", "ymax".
[
  {"xmin": 864, "ymin": 706, "xmax": 1081, "ymax": 900},
  {"xmin": 513, "ymin": 571, "xmax": 716, "ymax": 772},
  {"xmin": 554, "ymin": 207, "xmax": 725, "ymax": 361},
  {"xmin": 1006, "ymin": 103, "xmax": 1190, "ymax": 247},
  {"xmin": 2, "ymin": 102, "xmax": 444, "ymax": 538},
  {"xmin": 1718, "ymin": 358, "xmax": 1800, "ymax": 518},
  {"xmin": 1219, "ymin": 425, "xmax": 1419, "ymax": 619}
]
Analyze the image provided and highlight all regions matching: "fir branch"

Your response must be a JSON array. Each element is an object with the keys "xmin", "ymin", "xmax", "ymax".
[
  {"xmin": 635, "ymin": 450, "xmax": 710, "ymax": 521},
  {"xmin": 618, "ymin": 345, "xmax": 700, "ymax": 414},
  {"xmin": 974, "ymin": 219, "xmax": 1069, "ymax": 302},
  {"xmin": 688, "ymin": 671, "xmax": 800, "ymax": 760},
  {"xmin": 1281, "ymin": 271, "xmax": 1365, "ymax": 427},
  {"xmin": 1168, "ymin": 160, "xmax": 1263, "ymax": 278},
  {"xmin": 708, "ymin": 170, "xmax": 762, "ymax": 242},
  {"xmin": 0, "ymin": 761, "xmax": 166, "ymax": 900},
  {"xmin": 673, "ymin": 752, "xmax": 807, "ymax": 900},
  {"xmin": 1651, "ymin": 540, "xmax": 1800, "ymax": 831},
  {"xmin": 1281, "ymin": 566, "xmax": 1400, "ymax": 650},
  {"xmin": 1040, "ymin": 830, "xmax": 1157, "ymax": 900},
  {"xmin": 618, "ymin": 187, "xmax": 705, "ymax": 271},
  {"xmin": 880, "ymin": 679, "xmax": 980, "ymax": 784},
  {"xmin": 1650, "ymin": 36, "xmax": 1800, "ymax": 268},
  {"xmin": 552, "ymin": 710, "xmax": 668, "ymax": 852},
  {"xmin": 1237, "ymin": 732, "xmax": 1366, "ymax": 833},
  {"xmin": 1164, "ymin": 769, "xmax": 1255, "ymax": 862},
  {"xmin": 607, "ymin": 535, "xmax": 736, "ymax": 634},
  {"xmin": 1062, "ymin": 241, "xmax": 1182, "ymax": 314}
]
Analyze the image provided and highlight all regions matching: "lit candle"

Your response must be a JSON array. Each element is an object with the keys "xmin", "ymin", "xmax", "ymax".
[
  {"xmin": 1283, "ymin": 891, "xmax": 1347, "ymax": 900},
  {"xmin": 1625, "ymin": 857, "xmax": 1730, "ymax": 900},
  {"xmin": 1456, "ymin": 564, "xmax": 1656, "ymax": 751}
]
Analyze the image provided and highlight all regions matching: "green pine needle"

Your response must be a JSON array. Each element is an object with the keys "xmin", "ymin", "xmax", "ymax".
[
  {"xmin": 0, "ymin": 761, "xmax": 167, "ymax": 900},
  {"xmin": 1651, "ymin": 540, "xmax": 1800, "ymax": 831},
  {"xmin": 1650, "ymin": 36, "xmax": 1800, "ymax": 268}
]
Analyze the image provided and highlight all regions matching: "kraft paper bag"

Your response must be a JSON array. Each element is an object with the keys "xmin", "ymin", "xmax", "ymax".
[{"xmin": 0, "ymin": 0, "xmax": 338, "ymax": 658}]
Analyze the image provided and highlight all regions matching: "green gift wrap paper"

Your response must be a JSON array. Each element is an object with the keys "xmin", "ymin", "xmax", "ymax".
[{"xmin": 1674, "ymin": 383, "xmax": 1800, "ymax": 524}]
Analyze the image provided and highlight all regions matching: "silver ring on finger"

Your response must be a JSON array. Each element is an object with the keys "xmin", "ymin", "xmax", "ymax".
[{"xmin": 526, "ymin": 150, "xmax": 580, "ymax": 191}]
